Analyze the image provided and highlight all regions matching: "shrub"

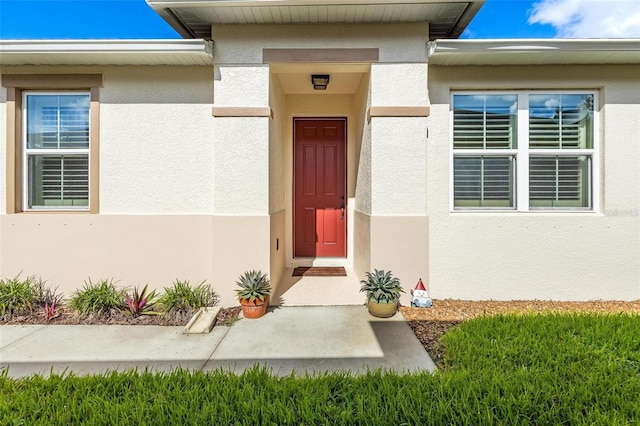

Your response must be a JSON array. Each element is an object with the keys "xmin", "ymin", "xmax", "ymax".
[
  {"xmin": 69, "ymin": 278, "xmax": 125, "ymax": 316},
  {"xmin": 159, "ymin": 279, "xmax": 218, "ymax": 315},
  {"xmin": 0, "ymin": 274, "xmax": 38, "ymax": 318}
]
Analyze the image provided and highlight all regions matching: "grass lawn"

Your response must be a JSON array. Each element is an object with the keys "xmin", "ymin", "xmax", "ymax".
[{"xmin": 2, "ymin": 312, "xmax": 639, "ymax": 424}]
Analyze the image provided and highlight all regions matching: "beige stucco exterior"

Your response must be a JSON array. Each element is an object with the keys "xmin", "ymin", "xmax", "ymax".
[
  {"xmin": 427, "ymin": 64, "xmax": 640, "ymax": 300},
  {"xmin": 1, "ymin": 16, "xmax": 639, "ymax": 306}
]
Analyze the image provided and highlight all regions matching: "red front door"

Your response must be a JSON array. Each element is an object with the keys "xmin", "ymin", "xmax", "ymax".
[{"xmin": 294, "ymin": 118, "xmax": 346, "ymax": 258}]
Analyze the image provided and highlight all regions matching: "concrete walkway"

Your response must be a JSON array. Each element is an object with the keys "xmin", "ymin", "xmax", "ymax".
[{"xmin": 0, "ymin": 306, "xmax": 436, "ymax": 378}]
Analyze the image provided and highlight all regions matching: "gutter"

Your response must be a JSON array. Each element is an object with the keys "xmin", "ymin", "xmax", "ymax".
[
  {"xmin": 0, "ymin": 39, "xmax": 214, "ymax": 65},
  {"xmin": 428, "ymin": 38, "xmax": 640, "ymax": 65}
]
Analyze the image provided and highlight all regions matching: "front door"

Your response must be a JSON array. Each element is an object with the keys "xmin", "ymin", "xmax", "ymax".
[{"xmin": 293, "ymin": 118, "xmax": 346, "ymax": 258}]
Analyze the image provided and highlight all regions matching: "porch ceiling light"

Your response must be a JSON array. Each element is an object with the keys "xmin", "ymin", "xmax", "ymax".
[{"xmin": 311, "ymin": 74, "xmax": 330, "ymax": 90}]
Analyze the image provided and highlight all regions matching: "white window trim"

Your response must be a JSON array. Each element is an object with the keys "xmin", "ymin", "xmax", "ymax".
[
  {"xmin": 449, "ymin": 90, "xmax": 599, "ymax": 213},
  {"xmin": 22, "ymin": 91, "xmax": 91, "ymax": 212}
]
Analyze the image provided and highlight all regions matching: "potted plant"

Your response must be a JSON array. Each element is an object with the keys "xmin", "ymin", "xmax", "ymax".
[
  {"xmin": 360, "ymin": 269, "xmax": 404, "ymax": 318},
  {"xmin": 235, "ymin": 270, "xmax": 271, "ymax": 319}
]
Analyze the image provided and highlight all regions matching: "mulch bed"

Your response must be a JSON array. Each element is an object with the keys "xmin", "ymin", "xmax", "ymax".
[
  {"xmin": 4, "ymin": 300, "xmax": 639, "ymax": 370},
  {"xmin": 1, "ymin": 306, "xmax": 243, "ymax": 328}
]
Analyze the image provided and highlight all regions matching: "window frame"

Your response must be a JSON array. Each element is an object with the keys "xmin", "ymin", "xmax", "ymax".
[
  {"xmin": 2, "ymin": 74, "xmax": 101, "ymax": 214},
  {"xmin": 22, "ymin": 91, "xmax": 91, "ymax": 211},
  {"xmin": 450, "ymin": 90, "xmax": 599, "ymax": 212}
]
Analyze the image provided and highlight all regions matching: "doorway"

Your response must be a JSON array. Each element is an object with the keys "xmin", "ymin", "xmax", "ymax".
[{"xmin": 293, "ymin": 118, "xmax": 347, "ymax": 258}]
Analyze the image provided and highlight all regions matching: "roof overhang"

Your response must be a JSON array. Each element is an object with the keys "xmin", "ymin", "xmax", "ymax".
[
  {"xmin": 146, "ymin": 0, "xmax": 484, "ymax": 40},
  {"xmin": 429, "ymin": 39, "xmax": 640, "ymax": 65},
  {"xmin": 0, "ymin": 39, "xmax": 213, "ymax": 66}
]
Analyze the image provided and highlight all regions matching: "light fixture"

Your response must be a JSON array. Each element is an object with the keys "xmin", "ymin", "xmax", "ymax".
[{"xmin": 311, "ymin": 74, "xmax": 330, "ymax": 90}]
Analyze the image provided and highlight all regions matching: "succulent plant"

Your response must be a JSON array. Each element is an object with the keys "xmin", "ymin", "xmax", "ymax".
[
  {"xmin": 235, "ymin": 270, "xmax": 271, "ymax": 302},
  {"xmin": 359, "ymin": 269, "xmax": 404, "ymax": 304}
]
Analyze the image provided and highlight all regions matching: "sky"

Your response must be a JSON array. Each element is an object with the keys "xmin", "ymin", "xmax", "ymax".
[{"xmin": 0, "ymin": 0, "xmax": 639, "ymax": 40}]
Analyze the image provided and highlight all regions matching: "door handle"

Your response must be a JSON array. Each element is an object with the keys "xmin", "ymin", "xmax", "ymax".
[{"xmin": 340, "ymin": 195, "xmax": 345, "ymax": 220}]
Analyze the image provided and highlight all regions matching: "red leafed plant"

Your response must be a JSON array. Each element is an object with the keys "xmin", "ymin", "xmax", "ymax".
[
  {"xmin": 125, "ymin": 284, "xmax": 159, "ymax": 317},
  {"xmin": 42, "ymin": 299, "xmax": 61, "ymax": 321}
]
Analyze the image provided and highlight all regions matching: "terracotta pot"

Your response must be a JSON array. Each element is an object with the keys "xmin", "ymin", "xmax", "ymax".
[
  {"xmin": 366, "ymin": 299, "xmax": 398, "ymax": 318},
  {"xmin": 239, "ymin": 297, "xmax": 268, "ymax": 319}
]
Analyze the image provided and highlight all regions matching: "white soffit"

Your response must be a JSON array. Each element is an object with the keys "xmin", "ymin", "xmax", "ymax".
[
  {"xmin": 0, "ymin": 40, "xmax": 213, "ymax": 66},
  {"xmin": 147, "ymin": 0, "xmax": 484, "ymax": 40},
  {"xmin": 429, "ymin": 39, "xmax": 640, "ymax": 65}
]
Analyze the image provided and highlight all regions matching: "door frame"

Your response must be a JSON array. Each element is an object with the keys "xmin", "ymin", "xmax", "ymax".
[{"xmin": 292, "ymin": 117, "xmax": 348, "ymax": 259}]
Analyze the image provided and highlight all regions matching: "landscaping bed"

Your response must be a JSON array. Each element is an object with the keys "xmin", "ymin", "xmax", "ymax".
[
  {"xmin": 1, "ymin": 306, "xmax": 242, "ymax": 327},
  {"xmin": 401, "ymin": 299, "xmax": 640, "ymax": 367}
]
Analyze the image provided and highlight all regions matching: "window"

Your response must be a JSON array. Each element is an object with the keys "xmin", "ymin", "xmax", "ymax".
[
  {"xmin": 1, "ymin": 74, "xmax": 101, "ymax": 213},
  {"xmin": 452, "ymin": 92, "xmax": 596, "ymax": 211},
  {"xmin": 24, "ymin": 93, "xmax": 90, "ymax": 209}
]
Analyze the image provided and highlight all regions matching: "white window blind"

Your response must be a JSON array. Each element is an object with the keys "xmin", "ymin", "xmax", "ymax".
[
  {"xmin": 454, "ymin": 156, "xmax": 514, "ymax": 208},
  {"xmin": 453, "ymin": 95, "xmax": 517, "ymax": 149},
  {"xmin": 529, "ymin": 94, "xmax": 593, "ymax": 150}
]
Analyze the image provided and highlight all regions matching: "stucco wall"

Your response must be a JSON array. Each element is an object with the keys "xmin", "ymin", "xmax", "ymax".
[
  {"xmin": 370, "ymin": 117, "xmax": 428, "ymax": 215},
  {"xmin": 269, "ymin": 67, "xmax": 287, "ymax": 292},
  {"xmin": 100, "ymin": 66, "xmax": 215, "ymax": 214},
  {"xmin": 0, "ymin": 85, "xmax": 6, "ymax": 215},
  {"xmin": 369, "ymin": 63, "xmax": 428, "ymax": 215},
  {"xmin": 0, "ymin": 214, "xmax": 215, "ymax": 300},
  {"xmin": 211, "ymin": 23, "xmax": 429, "ymax": 64},
  {"xmin": 354, "ymin": 74, "xmax": 372, "ymax": 215},
  {"xmin": 427, "ymin": 64, "xmax": 640, "ymax": 300}
]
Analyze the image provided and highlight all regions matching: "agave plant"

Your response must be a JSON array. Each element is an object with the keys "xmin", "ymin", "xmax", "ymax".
[
  {"xmin": 235, "ymin": 270, "xmax": 271, "ymax": 302},
  {"xmin": 125, "ymin": 284, "xmax": 159, "ymax": 317},
  {"xmin": 359, "ymin": 269, "xmax": 404, "ymax": 304}
]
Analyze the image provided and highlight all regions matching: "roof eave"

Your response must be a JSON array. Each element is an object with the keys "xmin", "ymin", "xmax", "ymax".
[
  {"xmin": 146, "ymin": 0, "xmax": 485, "ymax": 40},
  {"xmin": 0, "ymin": 39, "xmax": 214, "ymax": 66},
  {"xmin": 428, "ymin": 39, "xmax": 640, "ymax": 65},
  {"xmin": 445, "ymin": 1, "xmax": 484, "ymax": 39}
]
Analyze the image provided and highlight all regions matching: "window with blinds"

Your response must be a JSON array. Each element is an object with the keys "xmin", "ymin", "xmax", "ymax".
[
  {"xmin": 453, "ymin": 95, "xmax": 517, "ymax": 208},
  {"xmin": 24, "ymin": 93, "xmax": 90, "ymax": 209},
  {"xmin": 452, "ymin": 92, "xmax": 596, "ymax": 211},
  {"xmin": 529, "ymin": 94, "xmax": 593, "ymax": 150},
  {"xmin": 453, "ymin": 95, "xmax": 517, "ymax": 149},
  {"xmin": 529, "ymin": 156, "xmax": 590, "ymax": 208},
  {"xmin": 454, "ymin": 156, "xmax": 514, "ymax": 207}
]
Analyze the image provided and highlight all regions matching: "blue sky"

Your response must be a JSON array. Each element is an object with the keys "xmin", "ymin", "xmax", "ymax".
[{"xmin": 1, "ymin": 0, "xmax": 639, "ymax": 39}]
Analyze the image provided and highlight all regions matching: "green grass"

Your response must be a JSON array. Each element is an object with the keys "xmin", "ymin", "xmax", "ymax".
[{"xmin": 1, "ymin": 313, "xmax": 639, "ymax": 424}]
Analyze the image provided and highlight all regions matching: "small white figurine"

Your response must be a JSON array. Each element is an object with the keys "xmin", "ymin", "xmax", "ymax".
[{"xmin": 410, "ymin": 278, "xmax": 432, "ymax": 308}]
